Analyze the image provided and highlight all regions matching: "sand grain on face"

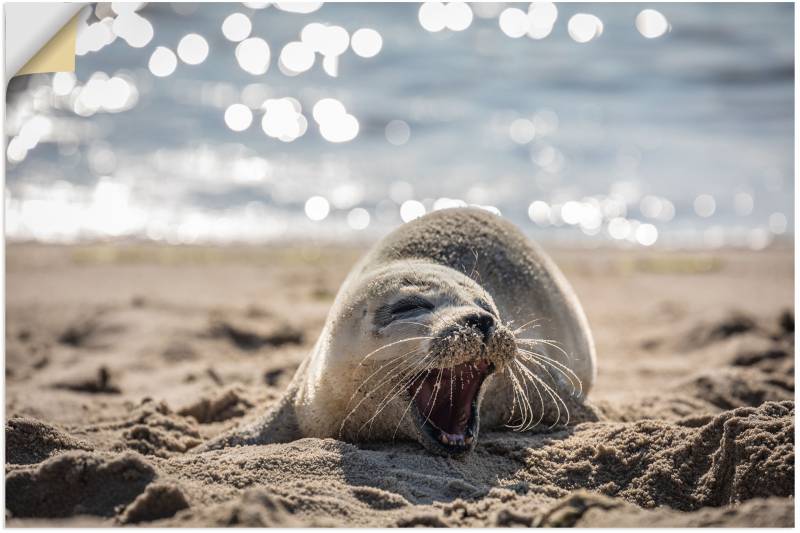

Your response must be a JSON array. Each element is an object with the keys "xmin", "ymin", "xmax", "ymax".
[{"xmin": 4, "ymin": 244, "xmax": 794, "ymax": 527}]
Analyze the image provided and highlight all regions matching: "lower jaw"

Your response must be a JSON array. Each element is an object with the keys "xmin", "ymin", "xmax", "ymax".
[{"xmin": 414, "ymin": 402, "xmax": 480, "ymax": 456}]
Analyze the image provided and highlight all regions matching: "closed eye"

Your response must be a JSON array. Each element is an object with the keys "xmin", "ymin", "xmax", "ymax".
[{"xmin": 390, "ymin": 297, "xmax": 434, "ymax": 318}]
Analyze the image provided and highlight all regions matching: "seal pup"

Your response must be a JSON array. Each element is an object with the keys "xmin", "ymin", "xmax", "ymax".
[{"xmin": 199, "ymin": 207, "xmax": 596, "ymax": 456}]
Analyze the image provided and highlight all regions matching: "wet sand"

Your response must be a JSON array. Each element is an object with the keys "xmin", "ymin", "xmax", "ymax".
[{"xmin": 4, "ymin": 242, "xmax": 794, "ymax": 527}]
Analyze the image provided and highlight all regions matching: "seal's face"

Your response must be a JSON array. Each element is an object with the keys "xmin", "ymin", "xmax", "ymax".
[{"xmin": 341, "ymin": 261, "xmax": 517, "ymax": 456}]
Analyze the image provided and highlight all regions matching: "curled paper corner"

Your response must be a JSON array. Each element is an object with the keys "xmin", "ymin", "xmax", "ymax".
[
  {"xmin": 17, "ymin": 13, "xmax": 80, "ymax": 77},
  {"xmin": 5, "ymin": 3, "xmax": 85, "ymax": 82}
]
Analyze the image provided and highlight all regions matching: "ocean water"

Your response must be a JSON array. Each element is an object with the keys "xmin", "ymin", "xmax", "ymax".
[{"xmin": 5, "ymin": 2, "xmax": 794, "ymax": 249}]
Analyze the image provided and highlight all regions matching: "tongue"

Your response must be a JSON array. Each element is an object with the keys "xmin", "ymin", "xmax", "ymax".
[{"xmin": 411, "ymin": 361, "xmax": 487, "ymax": 436}]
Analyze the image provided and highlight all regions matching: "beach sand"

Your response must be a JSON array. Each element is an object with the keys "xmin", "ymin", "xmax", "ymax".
[{"xmin": 4, "ymin": 242, "xmax": 794, "ymax": 527}]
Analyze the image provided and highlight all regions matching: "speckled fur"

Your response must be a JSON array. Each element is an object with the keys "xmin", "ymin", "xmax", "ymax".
[{"xmin": 199, "ymin": 207, "xmax": 597, "ymax": 453}]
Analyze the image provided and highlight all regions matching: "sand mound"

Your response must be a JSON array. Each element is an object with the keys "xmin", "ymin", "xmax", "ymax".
[
  {"xmin": 6, "ymin": 418, "xmax": 93, "ymax": 465},
  {"xmin": 681, "ymin": 310, "xmax": 759, "ymax": 349},
  {"xmin": 679, "ymin": 367, "xmax": 792, "ymax": 410},
  {"xmin": 6, "ymin": 451, "xmax": 155, "ymax": 518},
  {"xmin": 207, "ymin": 315, "xmax": 304, "ymax": 351},
  {"xmin": 168, "ymin": 488, "xmax": 318, "ymax": 527},
  {"xmin": 118, "ymin": 483, "xmax": 190, "ymax": 524},
  {"xmin": 115, "ymin": 401, "xmax": 203, "ymax": 457},
  {"xmin": 51, "ymin": 365, "xmax": 121, "ymax": 394},
  {"xmin": 485, "ymin": 402, "xmax": 794, "ymax": 511},
  {"xmin": 177, "ymin": 386, "xmax": 254, "ymax": 423},
  {"xmin": 58, "ymin": 311, "xmax": 124, "ymax": 350},
  {"xmin": 69, "ymin": 399, "xmax": 203, "ymax": 458},
  {"xmin": 535, "ymin": 491, "xmax": 795, "ymax": 527}
]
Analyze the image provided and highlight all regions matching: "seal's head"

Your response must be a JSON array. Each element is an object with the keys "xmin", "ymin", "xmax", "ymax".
[{"xmin": 334, "ymin": 260, "xmax": 517, "ymax": 456}]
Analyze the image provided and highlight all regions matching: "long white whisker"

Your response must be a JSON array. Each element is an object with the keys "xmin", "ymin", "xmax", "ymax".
[
  {"xmin": 515, "ymin": 347, "xmax": 583, "ymax": 397},
  {"xmin": 504, "ymin": 364, "xmax": 528, "ymax": 430},
  {"xmin": 503, "ymin": 366, "xmax": 519, "ymax": 427},
  {"xmin": 370, "ymin": 353, "xmax": 435, "ymax": 413},
  {"xmin": 508, "ymin": 363, "xmax": 540, "ymax": 431},
  {"xmin": 516, "ymin": 338, "xmax": 572, "ymax": 361},
  {"xmin": 513, "ymin": 360, "xmax": 555, "ymax": 429},
  {"xmin": 515, "ymin": 360, "xmax": 571, "ymax": 428},
  {"xmin": 358, "ymin": 336, "xmax": 434, "ymax": 365},
  {"xmin": 504, "ymin": 365, "xmax": 525, "ymax": 430},
  {"xmin": 512, "ymin": 318, "xmax": 544, "ymax": 335},
  {"xmin": 468, "ymin": 248, "xmax": 479, "ymax": 281},
  {"xmin": 339, "ymin": 347, "xmax": 425, "ymax": 437},
  {"xmin": 391, "ymin": 356, "xmax": 441, "ymax": 440},
  {"xmin": 363, "ymin": 352, "xmax": 438, "ymax": 436},
  {"xmin": 362, "ymin": 351, "xmax": 435, "ymax": 426},
  {"xmin": 515, "ymin": 360, "xmax": 545, "ymax": 431},
  {"xmin": 421, "ymin": 366, "xmax": 445, "ymax": 427},
  {"xmin": 448, "ymin": 361, "xmax": 454, "ymax": 411},
  {"xmin": 391, "ymin": 320, "xmax": 433, "ymax": 329}
]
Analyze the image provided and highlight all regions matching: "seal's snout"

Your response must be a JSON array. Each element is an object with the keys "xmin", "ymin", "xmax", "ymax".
[
  {"xmin": 409, "ymin": 313, "xmax": 517, "ymax": 457},
  {"xmin": 463, "ymin": 312, "xmax": 495, "ymax": 343},
  {"xmin": 430, "ymin": 309, "xmax": 515, "ymax": 370}
]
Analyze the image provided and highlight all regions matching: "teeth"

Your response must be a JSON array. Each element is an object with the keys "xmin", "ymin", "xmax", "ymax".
[{"xmin": 438, "ymin": 432, "xmax": 470, "ymax": 447}]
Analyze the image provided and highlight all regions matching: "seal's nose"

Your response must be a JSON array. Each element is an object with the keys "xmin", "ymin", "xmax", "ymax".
[{"xmin": 464, "ymin": 313, "xmax": 495, "ymax": 343}]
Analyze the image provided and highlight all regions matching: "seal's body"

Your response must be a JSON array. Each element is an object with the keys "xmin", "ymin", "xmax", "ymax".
[{"xmin": 202, "ymin": 208, "xmax": 596, "ymax": 456}]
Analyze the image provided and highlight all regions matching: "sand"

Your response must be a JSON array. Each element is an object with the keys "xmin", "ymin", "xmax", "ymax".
[{"xmin": 4, "ymin": 243, "xmax": 794, "ymax": 527}]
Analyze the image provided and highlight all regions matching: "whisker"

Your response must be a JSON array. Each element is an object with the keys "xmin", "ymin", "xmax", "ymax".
[
  {"xmin": 356, "ymin": 346, "xmax": 423, "ymax": 393},
  {"xmin": 512, "ymin": 360, "xmax": 554, "ymax": 430},
  {"xmin": 358, "ymin": 336, "xmax": 435, "ymax": 366},
  {"xmin": 503, "ymin": 365, "xmax": 525, "ymax": 430},
  {"xmin": 468, "ymin": 248, "xmax": 479, "ymax": 282},
  {"xmin": 421, "ymin": 366, "xmax": 445, "ymax": 426},
  {"xmin": 448, "ymin": 361, "xmax": 454, "ymax": 411},
  {"xmin": 391, "ymin": 320, "xmax": 433, "ymax": 329},
  {"xmin": 505, "ymin": 363, "xmax": 540, "ymax": 431},
  {"xmin": 361, "ymin": 351, "xmax": 436, "ymax": 433},
  {"xmin": 515, "ymin": 347, "xmax": 583, "ymax": 397},
  {"xmin": 517, "ymin": 360, "xmax": 546, "ymax": 431},
  {"xmin": 516, "ymin": 338, "xmax": 572, "ymax": 361},
  {"xmin": 515, "ymin": 352, "xmax": 555, "ymax": 390},
  {"xmin": 362, "ymin": 351, "xmax": 438, "ymax": 437},
  {"xmin": 390, "ymin": 355, "xmax": 441, "ymax": 440},
  {"xmin": 502, "ymin": 366, "xmax": 519, "ymax": 427},
  {"xmin": 459, "ymin": 248, "xmax": 493, "ymax": 307},
  {"xmin": 508, "ymin": 364, "xmax": 532, "ymax": 430},
  {"xmin": 514, "ymin": 360, "xmax": 571, "ymax": 428},
  {"xmin": 512, "ymin": 318, "xmax": 545, "ymax": 335},
  {"xmin": 339, "ymin": 346, "xmax": 425, "ymax": 437}
]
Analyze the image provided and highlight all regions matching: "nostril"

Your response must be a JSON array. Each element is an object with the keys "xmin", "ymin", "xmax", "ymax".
[
  {"xmin": 464, "ymin": 313, "xmax": 495, "ymax": 342},
  {"xmin": 479, "ymin": 315, "xmax": 495, "ymax": 341}
]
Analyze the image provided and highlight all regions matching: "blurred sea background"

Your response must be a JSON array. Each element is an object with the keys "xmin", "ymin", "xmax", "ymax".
[{"xmin": 4, "ymin": 2, "xmax": 794, "ymax": 249}]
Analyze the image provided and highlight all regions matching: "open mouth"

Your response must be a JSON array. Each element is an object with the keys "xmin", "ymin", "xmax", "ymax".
[{"xmin": 408, "ymin": 359, "xmax": 494, "ymax": 455}]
